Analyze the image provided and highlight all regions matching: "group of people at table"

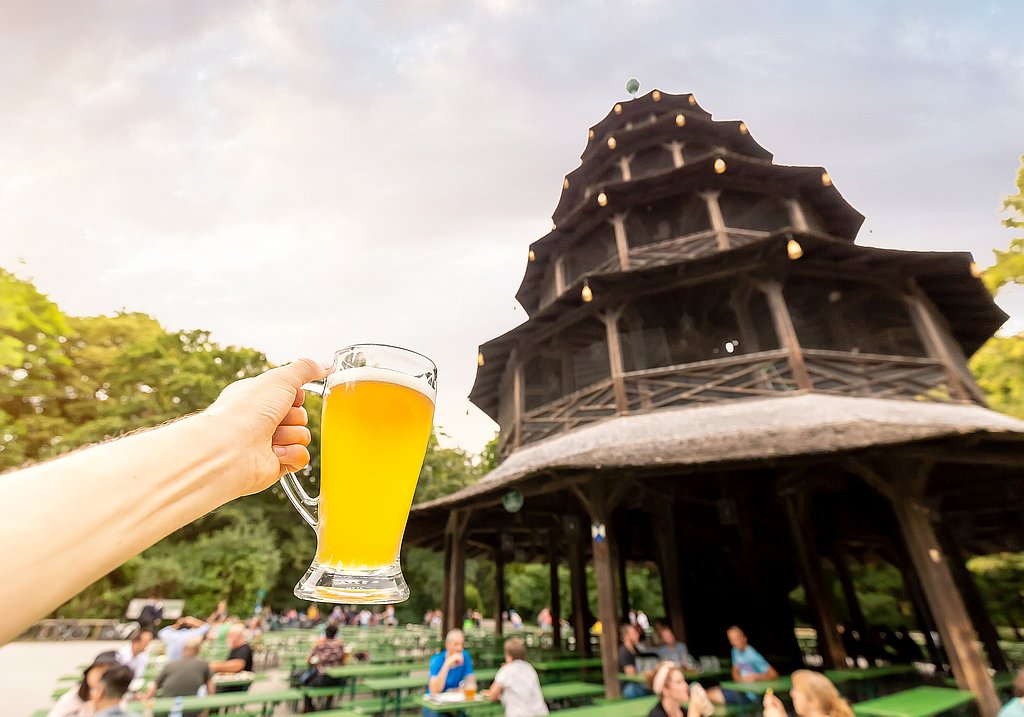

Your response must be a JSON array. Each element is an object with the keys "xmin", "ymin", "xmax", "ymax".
[
  {"xmin": 47, "ymin": 614, "xmax": 1024, "ymax": 717},
  {"xmin": 48, "ymin": 612, "xmax": 256, "ymax": 717}
]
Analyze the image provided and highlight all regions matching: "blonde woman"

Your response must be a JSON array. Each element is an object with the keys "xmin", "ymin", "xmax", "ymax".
[
  {"xmin": 762, "ymin": 670, "xmax": 853, "ymax": 717},
  {"xmin": 645, "ymin": 661, "xmax": 713, "ymax": 717}
]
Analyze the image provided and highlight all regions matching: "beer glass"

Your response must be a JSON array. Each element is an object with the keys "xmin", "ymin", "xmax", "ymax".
[{"xmin": 280, "ymin": 344, "xmax": 436, "ymax": 603}]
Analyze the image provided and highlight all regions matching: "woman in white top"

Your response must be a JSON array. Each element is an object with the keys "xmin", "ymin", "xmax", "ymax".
[
  {"xmin": 487, "ymin": 637, "xmax": 549, "ymax": 717},
  {"xmin": 47, "ymin": 652, "xmax": 119, "ymax": 717}
]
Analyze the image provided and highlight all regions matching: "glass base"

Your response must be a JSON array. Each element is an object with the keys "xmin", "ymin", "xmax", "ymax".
[{"xmin": 293, "ymin": 559, "xmax": 410, "ymax": 604}]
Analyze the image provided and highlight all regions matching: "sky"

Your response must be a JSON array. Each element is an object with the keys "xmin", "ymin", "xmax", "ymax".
[{"xmin": 1, "ymin": 1, "xmax": 1022, "ymax": 453}]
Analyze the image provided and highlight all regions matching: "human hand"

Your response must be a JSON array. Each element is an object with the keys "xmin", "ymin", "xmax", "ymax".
[
  {"xmin": 741, "ymin": 674, "xmax": 758, "ymax": 683},
  {"xmin": 763, "ymin": 692, "xmax": 785, "ymax": 717},
  {"xmin": 203, "ymin": 358, "xmax": 327, "ymax": 498},
  {"xmin": 445, "ymin": 651, "xmax": 464, "ymax": 668}
]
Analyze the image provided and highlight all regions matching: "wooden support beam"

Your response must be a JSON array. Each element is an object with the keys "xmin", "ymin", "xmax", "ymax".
[
  {"xmin": 565, "ymin": 516, "xmax": 591, "ymax": 657},
  {"xmin": 577, "ymin": 483, "xmax": 623, "ymax": 699},
  {"xmin": 549, "ymin": 530, "xmax": 563, "ymax": 652},
  {"xmin": 939, "ymin": 525, "xmax": 1009, "ymax": 673},
  {"xmin": 512, "ymin": 364, "xmax": 524, "ymax": 450},
  {"xmin": 782, "ymin": 490, "xmax": 848, "ymax": 669},
  {"xmin": 613, "ymin": 535, "xmax": 630, "ymax": 623},
  {"xmin": 700, "ymin": 190, "xmax": 730, "ymax": 250},
  {"xmin": 602, "ymin": 310, "xmax": 628, "ymax": 413},
  {"xmin": 904, "ymin": 290, "xmax": 972, "ymax": 402},
  {"xmin": 892, "ymin": 484, "xmax": 1001, "ymax": 716},
  {"xmin": 554, "ymin": 255, "xmax": 567, "ymax": 296},
  {"xmin": 652, "ymin": 502, "xmax": 687, "ymax": 644},
  {"xmin": 444, "ymin": 510, "xmax": 470, "ymax": 636},
  {"xmin": 611, "ymin": 214, "xmax": 631, "ymax": 271},
  {"xmin": 831, "ymin": 548, "xmax": 868, "ymax": 648},
  {"xmin": 758, "ymin": 279, "xmax": 813, "ymax": 390},
  {"xmin": 786, "ymin": 200, "xmax": 810, "ymax": 232},
  {"xmin": 494, "ymin": 537, "xmax": 506, "ymax": 638}
]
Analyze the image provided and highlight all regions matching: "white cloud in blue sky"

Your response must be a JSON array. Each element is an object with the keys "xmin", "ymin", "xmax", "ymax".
[{"xmin": 1, "ymin": 1, "xmax": 1022, "ymax": 450}]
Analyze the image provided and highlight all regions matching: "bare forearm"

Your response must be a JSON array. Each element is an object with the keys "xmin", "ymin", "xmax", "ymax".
[{"xmin": 0, "ymin": 412, "xmax": 234, "ymax": 643}]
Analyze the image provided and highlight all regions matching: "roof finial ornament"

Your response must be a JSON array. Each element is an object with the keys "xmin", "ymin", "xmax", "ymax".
[{"xmin": 626, "ymin": 78, "xmax": 640, "ymax": 98}]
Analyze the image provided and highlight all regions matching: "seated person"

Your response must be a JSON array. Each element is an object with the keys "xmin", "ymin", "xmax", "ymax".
[
  {"xmin": 208, "ymin": 624, "xmax": 253, "ymax": 693},
  {"xmin": 487, "ymin": 637, "xmax": 549, "ymax": 717},
  {"xmin": 763, "ymin": 670, "xmax": 853, "ymax": 717},
  {"xmin": 428, "ymin": 628, "xmax": 474, "ymax": 695},
  {"xmin": 619, "ymin": 622, "xmax": 649, "ymax": 699},
  {"xmin": 302, "ymin": 623, "xmax": 347, "ymax": 712},
  {"xmin": 999, "ymin": 669, "xmax": 1024, "ymax": 717},
  {"xmin": 646, "ymin": 661, "xmax": 712, "ymax": 717},
  {"xmin": 89, "ymin": 664, "xmax": 134, "ymax": 717},
  {"xmin": 147, "ymin": 636, "xmax": 215, "ymax": 699},
  {"xmin": 48, "ymin": 652, "xmax": 119, "ymax": 717},
  {"xmin": 656, "ymin": 626, "xmax": 696, "ymax": 670},
  {"xmin": 708, "ymin": 625, "xmax": 777, "ymax": 705}
]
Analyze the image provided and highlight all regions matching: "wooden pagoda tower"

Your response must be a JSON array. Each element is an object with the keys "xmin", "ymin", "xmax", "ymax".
[{"xmin": 405, "ymin": 90, "xmax": 1024, "ymax": 715}]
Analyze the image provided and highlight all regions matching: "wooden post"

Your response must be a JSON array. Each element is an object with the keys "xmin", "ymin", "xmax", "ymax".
[
  {"xmin": 759, "ymin": 279, "xmax": 813, "ymax": 390},
  {"xmin": 904, "ymin": 291, "xmax": 972, "ymax": 402},
  {"xmin": 939, "ymin": 526, "xmax": 1009, "ymax": 673},
  {"xmin": 700, "ymin": 190, "xmax": 730, "ymax": 250},
  {"xmin": 894, "ymin": 494, "xmax": 1000, "ymax": 716},
  {"xmin": 549, "ymin": 530, "xmax": 563, "ymax": 652},
  {"xmin": 832, "ymin": 548, "xmax": 868, "ymax": 647},
  {"xmin": 603, "ymin": 309, "xmax": 628, "ymax": 413},
  {"xmin": 899, "ymin": 551, "xmax": 945, "ymax": 665},
  {"xmin": 565, "ymin": 516, "xmax": 591, "ymax": 656},
  {"xmin": 652, "ymin": 502, "xmax": 687, "ymax": 643},
  {"xmin": 786, "ymin": 199, "xmax": 810, "ymax": 232},
  {"xmin": 618, "ymin": 156, "xmax": 632, "ymax": 182},
  {"xmin": 852, "ymin": 462, "xmax": 1002, "ymax": 717},
  {"xmin": 574, "ymin": 483, "xmax": 624, "ymax": 700},
  {"xmin": 442, "ymin": 526, "xmax": 453, "ymax": 637},
  {"xmin": 667, "ymin": 141, "xmax": 685, "ymax": 168},
  {"xmin": 782, "ymin": 490, "xmax": 848, "ymax": 669},
  {"xmin": 610, "ymin": 215, "xmax": 631, "ymax": 270},
  {"xmin": 445, "ymin": 510, "xmax": 469, "ymax": 637},
  {"xmin": 494, "ymin": 537, "xmax": 506, "ymax": 638},
  {"xmin": 613, "ymin": 535, "xmax": 630, "ymax": 623},
  {"xmin": 554, "ymin": 255, "xmax": 567, "ymax": 296},
  {"xmin": 512, "ymin": 363, "xmax": 524, "ymax": 450}
]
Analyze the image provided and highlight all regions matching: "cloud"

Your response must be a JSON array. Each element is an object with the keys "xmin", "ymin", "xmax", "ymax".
[{"xmin": 1, "ymin": 1, "xmax": 1022, "ymax": 450}]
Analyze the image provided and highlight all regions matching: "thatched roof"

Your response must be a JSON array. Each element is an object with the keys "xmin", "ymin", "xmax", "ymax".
[{"xmin": 412, "ymin": 394, "xmax": 1024, "ymax": 514}]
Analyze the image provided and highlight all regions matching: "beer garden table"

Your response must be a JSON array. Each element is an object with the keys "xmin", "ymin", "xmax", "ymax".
[
  {"xmin": 125, "ymin": 688, "xmax": 306, "ymax": 716},
  {"xmin": 416, "ymin": 681, "xmax": 605, "ymax": 715},
  {"xmin": 852, "ymin": 686, "xmax": 975, "ymax": 717},
  {"xmin": 324, "ymin": 662, "xmax": 417, "ymax": 701},
  {"xmin": 364, "ymin": 668, "xmax": 500, "ymax": 715}
]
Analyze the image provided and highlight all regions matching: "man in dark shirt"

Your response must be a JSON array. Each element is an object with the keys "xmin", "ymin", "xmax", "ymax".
[
  {"xmin": 208, "ymin": 624, "xmax": 253, "ymax": 693},
  {"xmin": 618, "ymin": 622, "xmax": 647, "ymax": 698}
]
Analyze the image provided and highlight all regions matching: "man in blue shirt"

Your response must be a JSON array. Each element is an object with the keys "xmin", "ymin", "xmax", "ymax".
[
  {"xmin": 428, "ymin": 628, "xmax": 475, "ymax": 695},
  {"xmin": 710, "ymin": 625, "xmax": 778, "ymax": 706},
  {"xmin": 157, "ymin": 616, "xmax": 210, "ymax": 662}
]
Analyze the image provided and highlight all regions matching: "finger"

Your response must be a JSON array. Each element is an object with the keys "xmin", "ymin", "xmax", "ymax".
[
  {"xmin": 292, "ymin": 387, "xmax": 306, "ymax": 407},
  {"xmin": 273, "ymin": 425, "xmax": 311, "ymax": 446},
  {"xmin": 274, "ymin": 444, "xmax": 311, "ymax": 473},
  {"xmin": 280, "ymin": 406, "xmax": 308, "ymax": 426},
  {"xmin": 262, "ymin": 358, "xmax": 328, "ymax": 390}
]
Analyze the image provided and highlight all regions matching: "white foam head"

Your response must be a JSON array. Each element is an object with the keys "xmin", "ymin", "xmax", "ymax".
[{"xmin": 326, "ymin": 366, "xmax": 435, "ymax": 401}]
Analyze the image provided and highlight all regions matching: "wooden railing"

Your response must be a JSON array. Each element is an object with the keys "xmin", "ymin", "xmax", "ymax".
[
  {"xmin": 519, "ymin": 377, "xmax": 618, "ymax": 447},
  {"xmin": 622, "ymin": 349, "xmax": 797, "ymax": 412},
  {"xmin": 510, "ymin": 349, "xmax": 964, "ymax": 452},
  {"xmin": 802, "ymin": 349, "xmax": 957, "ymax": 402}
]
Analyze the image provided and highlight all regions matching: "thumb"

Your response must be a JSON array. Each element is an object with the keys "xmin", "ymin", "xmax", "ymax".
[{"xmin": 260, "ymin": 358, "xmax": 329, "ymax": 390}]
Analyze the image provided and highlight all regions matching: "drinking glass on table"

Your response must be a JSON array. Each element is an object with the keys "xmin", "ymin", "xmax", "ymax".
[
  {"xmin": 461, "ymin": 675, "xmax": 477, "ymax": 700},
  {"xmin": 280, "ymin": 344, "xmax": 436, "ymax": 603}
]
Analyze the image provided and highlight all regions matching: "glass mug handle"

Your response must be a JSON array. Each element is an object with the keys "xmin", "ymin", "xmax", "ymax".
[{"xmin": 278, "ymin": 378, "xmax": 326, "ymax": 528}]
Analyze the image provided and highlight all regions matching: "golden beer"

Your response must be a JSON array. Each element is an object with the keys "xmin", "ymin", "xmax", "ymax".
[{"xmin": 315, "ymin": 368, "xmax": 434, "ymax": 570}]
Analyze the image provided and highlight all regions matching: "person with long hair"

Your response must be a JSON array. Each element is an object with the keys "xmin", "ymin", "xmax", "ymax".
[
  {"xmin": 645, "ymin": 661, "xmax": 712, "ymax": 717},
  {"xmin": 762, "ymin": 670, "xmax": 854, "ymax": 717},
  {"xmin": 47, "ymin": 651, "xmax": 120, "ymax": 717}
]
